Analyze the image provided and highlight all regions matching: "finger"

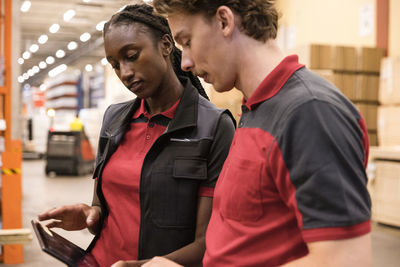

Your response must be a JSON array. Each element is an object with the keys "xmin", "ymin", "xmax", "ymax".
[
  {"xmin": 38, "ymin": 207, "xmax": 59, "ymax": 221},
  {"xmin": 45, "ymin": 220, "xmax": 63, "ymax": 229},
  {"xmin": 86, "ymin": 207, "xmax": 100, "ymax": 227}
]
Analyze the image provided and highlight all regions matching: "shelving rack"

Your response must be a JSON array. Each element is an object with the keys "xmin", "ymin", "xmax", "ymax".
[{"xmin": 0, "ymin": 0, "xmax": 24, "ymax": 264}]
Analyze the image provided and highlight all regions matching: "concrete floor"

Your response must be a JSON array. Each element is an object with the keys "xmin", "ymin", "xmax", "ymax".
[{"xmin": 3, "ymin": 159, "xmax": 400, "ymax": 266}]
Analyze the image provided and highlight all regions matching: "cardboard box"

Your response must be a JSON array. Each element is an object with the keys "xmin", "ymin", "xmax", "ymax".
[
  {"xmin": 379, "ymin": 57, "xmax": 400, "ymax": 105},
  {"xmin": 356, "ymin": 104, "xmax": 377, "ymax": 131},
  {"xmin": 309, "ymin": 44, "xmax": 332, "ymax": 69},
  {"xmin": 368, "ymin": 131, "xmax": 378, "ymax": 146},
  {"xmin": 358, "ymin": 47, "xmax": 385, "ymax": 73},
  {"xmin": 342, "ymin": 74, "xmax": 357, "ymax": 100},
  {"xmin": 373, "ymin": 161, "xmax": 400, "ymax": 227},
  {"xmin": 332, "ymin": 46, "xmax": 358, "ymax": 71},
  {"xmin": 355, "ymin": 74, "xmax": 379, "ymax": 102},
  {"xmin": 378, "ymin": 106, "xmax": 400, "ymax": 146}
]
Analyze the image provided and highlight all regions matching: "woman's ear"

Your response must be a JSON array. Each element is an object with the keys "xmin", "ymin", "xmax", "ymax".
[
  {"xmin": 215, "ymin": 6, "xmax": 235, "ymax": 38},
  {"xmin": 160, "ymin": 34, "xmax": 174, "ymax": 57}
]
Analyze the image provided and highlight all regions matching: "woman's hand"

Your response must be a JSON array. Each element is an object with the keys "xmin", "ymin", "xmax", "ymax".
[{"xmin": 38, "ymin": 203, "xmax": 101, "ymax": 231}]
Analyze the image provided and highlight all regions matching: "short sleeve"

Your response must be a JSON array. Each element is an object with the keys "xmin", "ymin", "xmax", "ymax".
[
  {"xmin": 271, "ymin": 100, "xmax": 371, "ymax": 242},
  {"xmin": 200, "ymin": 112, "xmax": 235, "ymax": 192}
]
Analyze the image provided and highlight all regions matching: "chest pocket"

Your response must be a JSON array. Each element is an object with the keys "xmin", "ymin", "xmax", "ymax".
[
  {"xmin": 219, "ymin": 156, "xmax": 264, "ymax": 222},
  {"xmin": 150, "ymin": 157, "xmax": 207, "ymax": 228}
]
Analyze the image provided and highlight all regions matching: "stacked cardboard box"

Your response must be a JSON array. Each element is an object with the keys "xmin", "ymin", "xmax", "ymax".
[
  {"xmin": 306, "ymin": 44, "xmax": 383, "ymax": 146},
  {"xmin": 368, "ymin": 147, "xmax": 400, "ymax": 227}
]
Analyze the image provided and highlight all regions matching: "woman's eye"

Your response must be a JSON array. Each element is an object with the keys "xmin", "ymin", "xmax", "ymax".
[
  {"xmin": 112, "ymin": 63, "xmax": 120, "ymax": 70},
  {"xmin": 127, "ymin": 52, "xmax": 139, "ymax": 61}
]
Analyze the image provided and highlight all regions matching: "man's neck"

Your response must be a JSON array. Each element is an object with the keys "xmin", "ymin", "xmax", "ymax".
[{"xmin": 235, "ymin": 38, "xmax": 285, "ymax": 100}]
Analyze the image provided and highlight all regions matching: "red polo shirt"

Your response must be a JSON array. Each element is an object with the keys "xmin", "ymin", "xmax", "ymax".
[
  {"xmin": 91, "ymin": 98, "xmax": 214, "ymax": 266},
  {"xmin": 204, "ymin": 55, "xmax": 371, "ymax": 266}
]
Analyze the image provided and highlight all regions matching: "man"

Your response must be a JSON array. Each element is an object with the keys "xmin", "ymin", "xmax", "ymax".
[{"xmin": 141, "ymin": 1, "xmax": 372, "ymax": 266}]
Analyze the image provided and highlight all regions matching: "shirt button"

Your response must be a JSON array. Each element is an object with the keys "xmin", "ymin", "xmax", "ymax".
[
  {"xmin": 149, "ymin": 122, "xmax": 154, "ymax": 128},
  {"xmin": 146, "ymin": 135, "xmax": 150, "ymax": 140}
]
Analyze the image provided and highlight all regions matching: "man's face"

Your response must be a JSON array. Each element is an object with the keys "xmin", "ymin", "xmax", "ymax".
[{"xmin": 168, "ymin": 13, "xmax": 237, "ymax": 92}]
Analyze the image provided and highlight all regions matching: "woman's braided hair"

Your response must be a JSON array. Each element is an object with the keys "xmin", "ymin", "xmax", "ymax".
[{"xmin": 103, "ymin": 4, "xmax": 209, "ymax": 100}]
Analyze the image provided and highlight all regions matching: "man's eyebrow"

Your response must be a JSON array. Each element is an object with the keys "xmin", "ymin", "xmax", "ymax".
[{"xmin": 173, "ymin": 31, "xmax": 183, "ymax": 43}]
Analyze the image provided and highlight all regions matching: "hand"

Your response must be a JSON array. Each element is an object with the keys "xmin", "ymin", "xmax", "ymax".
[
  {"xmin": 111, "ymin": 260, "xmax": 148, "ymax": 267},
  {"xmin": 38, "ymin": 203, "xmax": 100, "ymax": 231},
  {"xmin": 142, "ymin": 257, "xmax": 183, "ymax": 267}
]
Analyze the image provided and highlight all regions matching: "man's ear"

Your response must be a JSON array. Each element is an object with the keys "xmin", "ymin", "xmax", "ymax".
[
  {"xmin": 160, "ymin": 34, "xmax": 174, "ymax": 57},
  {"xmin": 215, "ymin": 6, "xmax": 235, "ymax": 37}
]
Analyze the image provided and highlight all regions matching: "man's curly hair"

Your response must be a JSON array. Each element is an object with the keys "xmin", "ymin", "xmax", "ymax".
[{"xmin": 153, "ymin": 0, "xmax": 279, "ymax": 42}]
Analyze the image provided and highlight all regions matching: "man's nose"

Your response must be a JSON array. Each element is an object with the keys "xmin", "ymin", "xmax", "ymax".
[{"xmin": 181, "ymin": 50, "xmax": 194, "ymax": 72}]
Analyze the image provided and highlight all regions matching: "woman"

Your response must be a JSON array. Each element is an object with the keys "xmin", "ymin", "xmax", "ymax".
[{"xmin": 38, "ymin": 4, "xmax": 235, "ymax": 267}]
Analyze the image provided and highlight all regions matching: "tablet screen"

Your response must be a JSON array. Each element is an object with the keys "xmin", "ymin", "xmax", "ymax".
[{"xmin": 31, "ymin": 220, "xmax": 99, "ymax": 267}]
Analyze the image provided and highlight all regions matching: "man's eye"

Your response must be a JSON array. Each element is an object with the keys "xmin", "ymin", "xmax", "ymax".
[
  {"xmin": 183, "ymin": 40, "xmax": 191, "ymax": 48},
  {"xmin": 112, "ymin": 64, "xmax": 120, "ymax": 70}
]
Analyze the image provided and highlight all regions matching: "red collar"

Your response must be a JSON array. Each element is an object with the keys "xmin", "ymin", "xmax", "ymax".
[
  {"xmin": 133, "ymin": 98, "xmax": 181, "ymax": 119},
  {"xmin": 244, "ymin": 55, "xmax": 304, "ymax": 110}
]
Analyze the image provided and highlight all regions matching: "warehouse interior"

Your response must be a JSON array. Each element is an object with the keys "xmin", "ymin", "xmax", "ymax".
[{"xmin": 0, "ymin": 0, "xmax": 399, "ymax": 266}]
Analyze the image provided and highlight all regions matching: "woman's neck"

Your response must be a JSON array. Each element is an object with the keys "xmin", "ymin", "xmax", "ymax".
[{"xmin": 145, "ymin": 69, "xmax": 184, "ymax": 115}]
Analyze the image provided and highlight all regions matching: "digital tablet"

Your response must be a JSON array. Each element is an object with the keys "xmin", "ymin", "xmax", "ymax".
[{"xmin": 31, "ymin": 220, "xmax": 99, "ymax": 267}]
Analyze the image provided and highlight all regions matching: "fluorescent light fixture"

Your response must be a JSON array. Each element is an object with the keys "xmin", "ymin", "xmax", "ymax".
[
  {"xmin": 23, "ymin": 73, "xmax": 29, "ymax": 80},
  {"xmin": 46, "ymin": 56, "xmax": 55, "ymax": 64},
  {"xmin": 47, "ymin": 108, "xmax": 56, "ymax": 118},
  {"xmin": 38, "ymin": 34, "xmax": 48, "ymax": 44},
  {"xmin": 18, "ymin": 58, "xmax": 24, "ymax": 64},
  {"xmin": 28, "ymin": 69, "xmax": 34, "ymax": 77},
  {"xmin": 101, "ymin": 58, "xmax": 108, "ymax": 66},
  {"xmin": 56, "ymin": 49, "xmax": 66, "ymax": 58},
  {"xmin": 63, "ymin": 9, "xmax": 76, "ymax": 22},
  {"xmin": 40, "ymin": 84, "xmax": 47, "ymax": 91},
  {"xmin": 18, "ymin": 76, "xmax": 25, "ymax": 83},
  {"xmin": 39, "ymin": 61, "xmax": 47, "ymax": 69},
  {"xmin": 48, "ymin": 64, "xmax": 67, "ymax": 77},
  {"xmin": 96, "ymin": 21, "xmax": 106, "ymax": 31},
  {"xmin": 21, "ymin": 1, "xmax": 31, "ymax": 12},
  {"xmin": 67, "ymin": 41, "xmax": 78, "ymax": 50},
  {"xmin": 80, "ymin": 32, "xmax": 91, "ymax": 42},
  {"xmin": 49, "ymin": 24, "xmax": 60, "ymax": 34},
  {"xmin": 83, "ymin": 0, "xmax": 91, "ymax": 2},
  {"xmin": 85, "ymin": 64, "xmax": 93, "ymax": 72},
  {"xmin": 29, "ymin": 44, "xmax": 39, "ymax": 53},
  {"xmin": 22, "ymin": 51, "xmax": 31, "ymax": 59},
  {"xmin": 32, "ymin": 66, "xmax": 40, "ymax": 73}
]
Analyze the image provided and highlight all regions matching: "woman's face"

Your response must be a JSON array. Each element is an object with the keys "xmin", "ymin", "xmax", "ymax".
[{"xmin": 104, "ymin": 23, "xmax": 169, "ymax": 99}]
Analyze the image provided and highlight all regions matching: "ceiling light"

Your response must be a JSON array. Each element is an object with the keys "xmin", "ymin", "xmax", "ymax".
[
  {"xmin": 67, "ymin": 41, "xmax": 78, "ymax": 50},
  {"xmin": 18, "ymin": 58, "xmax": 24, "ymax": 64},
  {"xmin": 40, "ymin": 84, "xmax": 47, "ymax": 91},
  {"xmin": 46, "ymin": 56, "xmax": 55, "ymax": 64},
  {"xmin": 83, "ymin": 0, "xmax": 91, "ymax": 3},
  {"xmin": 28, "ymin": 69, "xmax": 34, "ymax": 77},
  {"xmin": 63, "ymin": 9, "xmax": 76, "ymax": 22},
  {"xmin": 22, "ymin": 51, "xmax": 31, "ymax": 59},
  {"xmin": 32, "ymin": 66, "xmax": 40, "ymax": 73},
  {"xmin": 29, "ymin": 44, "xmax": 39, "ymax": 53},
  {"xmin": 56, "ymin": 49, "xmax": 66, "ymax": 58},
  {"xmin": 21, "ymin": 1, "xmax": 31, "ymax": 12},
  {"xmin": 101, "ymin": 58, "xmax": 108, "ymax": 66},
  {"xmin": 23, "ymin": 73, "xmax": 29, "ymax": 80},
  {"xmin": 38, "ymin": 35, "xmax": 48, "ymax": 44},
  {"xmin": 49, "ymin": 64, "xmax": 67, "ymax": 78},
  {"xmin": 18, "ymin": 76, "xmax": 25, "ymax": 83},
  {"xmin": 85, "ymin": 64, "xmax": 93, "ymax": 72},
  {"xmin": 96, "ymin": 21, "xmax": 106, "ymax": 32},
  {"xmin": 80, "ymin": 32, "xmax": 91, "ymax": 42},
  {"xmin": 39, "ymin": 61, "xmax": 47, "ymax": 69},
  {"xmin": 49, "ymin": 24, "xmax": 60, "ymax": 34}
]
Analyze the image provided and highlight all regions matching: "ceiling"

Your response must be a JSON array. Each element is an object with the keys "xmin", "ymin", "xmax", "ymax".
[{"xmin": 19, "ymin": 0, "xmax": 146, "ymax": 86}]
